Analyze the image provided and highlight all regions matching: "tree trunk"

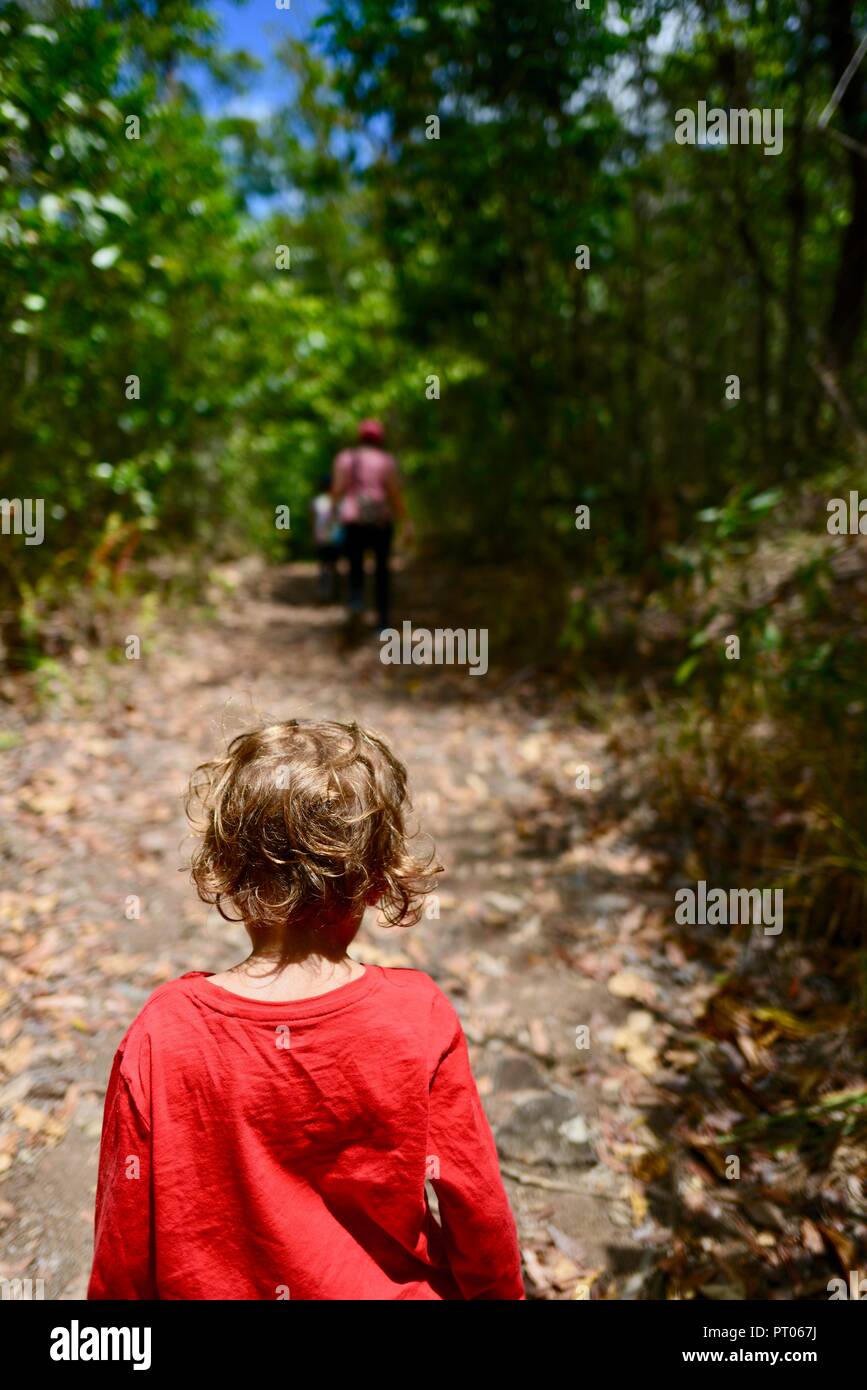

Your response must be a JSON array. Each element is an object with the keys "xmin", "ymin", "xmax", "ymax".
[{"xmin": 823, "ymin": 0, "xmax": 867, "ymax": 377}]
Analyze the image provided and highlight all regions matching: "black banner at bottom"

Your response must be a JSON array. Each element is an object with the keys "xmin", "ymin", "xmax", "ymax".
[{"xmin": 9, "ymin": 1297, "xmax": 862, "ymax": 1376}]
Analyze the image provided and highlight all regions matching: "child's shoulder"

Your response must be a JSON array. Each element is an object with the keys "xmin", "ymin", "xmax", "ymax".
[
  {"xmin": 115, "ymin": 973, "xmax": 202, "ymax": 1048},
  {"xmin": 105, "ymin": 976, "xmax": 200, "ymax": 1112},
  {"xmin": 376, "ymin": 965, "xmax": 462, "ymax": 1031},
  {"xmin": 139, "ymin": 971, "xmax": 202, "ymax": 1013},
  {"xmin": 377, "ymin": 963, "xmax": 447, "ymax": 997}
]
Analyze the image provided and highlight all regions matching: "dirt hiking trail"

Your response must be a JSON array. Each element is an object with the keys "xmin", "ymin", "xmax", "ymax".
[{"xmin": 0, "ymin": 561, "xmax": 699, "ymax": 1300}]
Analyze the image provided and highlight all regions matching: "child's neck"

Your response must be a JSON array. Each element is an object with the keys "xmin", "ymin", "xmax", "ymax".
[{"xmin": 207, "ymin": 949, "xmax": 366, "ymax": 1003}]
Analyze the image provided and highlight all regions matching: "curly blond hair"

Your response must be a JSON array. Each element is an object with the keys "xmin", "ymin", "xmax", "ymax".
[{"xmin": 186, "ymin": 719, "xmax": 440, "ymax": 939}]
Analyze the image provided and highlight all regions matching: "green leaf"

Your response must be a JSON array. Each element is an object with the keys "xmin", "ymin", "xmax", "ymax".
[
  {"xmin": 91, "ymin": 245, "xmax": 121, "ymax": 269},
  {"xmin": 748, "ymin": 488, "xmax": 784, "ymax": 511},
  {"xmin": 96, "ymin": 194, "xmax": 133, "ymax": 221},
  {"xmin": 24, "ymin": 23, "xmax": 59, "ymax": 42},
  {"xmin": 675, "ymin": 654, "xmax": 701, "ymax": 685}
]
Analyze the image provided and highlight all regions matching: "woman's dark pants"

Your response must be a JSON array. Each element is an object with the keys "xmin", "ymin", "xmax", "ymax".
[{"xmin": 344, "ymin": 523, "xmax": 394, "ymax": 628}]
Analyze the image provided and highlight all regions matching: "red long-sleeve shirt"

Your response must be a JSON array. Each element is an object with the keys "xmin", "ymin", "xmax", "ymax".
[{"xmin": 88, "ymin": 965, "xmax": 524, "ymax": 1300}]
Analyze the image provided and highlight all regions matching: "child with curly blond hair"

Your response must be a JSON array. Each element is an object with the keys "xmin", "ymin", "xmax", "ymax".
[{"xmin": 88, "ymin": 719, "xmax": 524, "ymax": 1301}]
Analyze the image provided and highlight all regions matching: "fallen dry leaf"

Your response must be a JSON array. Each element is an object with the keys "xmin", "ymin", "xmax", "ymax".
[{"xmin": 608, "ymin": 970, "xmax": 657, "ymax": 1006}]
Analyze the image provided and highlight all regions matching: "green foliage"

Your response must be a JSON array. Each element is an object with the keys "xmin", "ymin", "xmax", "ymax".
[
  {"xmin": 0, "ymin": 0, "xmax": 251, "ymax": 647},
  {"xmin": 619, "ymin": 473, "xmax": 867, "ymax": 946}
]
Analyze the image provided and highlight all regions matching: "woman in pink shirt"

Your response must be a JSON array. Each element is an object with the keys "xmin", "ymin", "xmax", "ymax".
[{"xmin": 332, "ymin": 419, "xmax": 408, "ymax": 632}]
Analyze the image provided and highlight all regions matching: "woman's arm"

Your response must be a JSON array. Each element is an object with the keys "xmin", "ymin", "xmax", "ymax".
[
  {"xmin": 331, "ymin": 452, "xmax": 348, "ymax": 500},
  {"xmin": 385, "ymin": 470, "xmax": 408, "ymax": 524}
]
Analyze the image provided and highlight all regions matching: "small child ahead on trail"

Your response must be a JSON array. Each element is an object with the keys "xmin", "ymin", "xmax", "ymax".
[
  {"xmin": 310, "ymin": 474, "xmax": 343, "ymax": 602},
  {"xmin": 88, "ymin": 719, "xmax": 524, "ymax": 1301}
]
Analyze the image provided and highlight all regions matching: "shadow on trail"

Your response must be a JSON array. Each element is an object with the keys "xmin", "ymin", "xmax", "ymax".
[{"xmin": 266, "ymin": 557, "xmax": 510, "ymax": 700}]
